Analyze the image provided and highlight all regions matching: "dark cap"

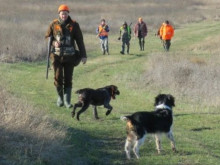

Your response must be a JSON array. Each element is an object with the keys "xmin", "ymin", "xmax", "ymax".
[
  {"xmin": 123, "ymin": 21, "xmax": 127, "ymax": 25},
  {"xmin": 165, "ymin": 20, "xmax": 169, "ymax": 24}
]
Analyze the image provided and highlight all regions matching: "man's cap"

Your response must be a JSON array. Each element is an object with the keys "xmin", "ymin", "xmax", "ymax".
[
  {"xmin": 123, "ymin": 21, "xmax": 127, "ymax": 25},
  {"xmin": 58, "ymin": 4, "xmax": 70, "ymax": 13},
  {"xmin": 165, "ymin": 20, "xmax": 169, "ymax": 24}
]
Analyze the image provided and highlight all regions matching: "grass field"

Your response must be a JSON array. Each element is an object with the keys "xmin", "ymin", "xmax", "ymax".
[
  {"xmin": 0, "ymin": 0, "xmax": 220, "ymax": 165},
  {"xmin": 0, "ymin": 19, "xmax": 220, "ymax": 164}
]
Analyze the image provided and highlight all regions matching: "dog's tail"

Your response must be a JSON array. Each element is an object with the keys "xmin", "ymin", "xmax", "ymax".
[{"xmin": 120, "ymin": 115, "xmax": 132, "ymax": 121}]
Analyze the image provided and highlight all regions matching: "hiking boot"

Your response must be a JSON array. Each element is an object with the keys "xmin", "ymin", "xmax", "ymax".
[
  {"xmin": 56, "ymin": 86, "xmax": 64, "ymax": 107},
  {"xmin": 64, "ymin": 88, "xmax": 73, "ymax": 108},
  {"xmin": 142, "ymin": 41, "xmax": 145, "ymax": 51},
  {"xmin": 120, "ymin": 51, "xmax": 124, "ymax": 55},
  {"xmin": 127, "ymin": 46, "xmax": 130, "ymax": 54}
]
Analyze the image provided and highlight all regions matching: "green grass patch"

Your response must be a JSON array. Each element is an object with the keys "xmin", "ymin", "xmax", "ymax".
[{"xmin": 0, "ymin": 20, "xmax": 220, "ymax": 164}]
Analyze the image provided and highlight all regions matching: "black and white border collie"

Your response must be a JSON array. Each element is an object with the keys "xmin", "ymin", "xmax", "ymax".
[{"xmin": 121, "ymin": 94, "xmax": 176, "ymax": 159}]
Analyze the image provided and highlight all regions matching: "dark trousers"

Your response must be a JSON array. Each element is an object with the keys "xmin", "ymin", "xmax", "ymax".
[
  {"xmin": 122, "ymin": 38, "xmax": 130, "ymax": 53},
  {"xmin": 50, "ymin": 53, "xmax": 75, "ymax": 88},
  {"xmin": 163, "ymin": 40, "xmax": 171, "ymax": 51},
  {"xmin": 138, "ymin": 37, "xmax": 145, "ymax": 50}
]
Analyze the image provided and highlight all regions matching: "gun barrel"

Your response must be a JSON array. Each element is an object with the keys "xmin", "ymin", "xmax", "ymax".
[{"xmin": 46, "ymin": 36, "xmax": 53, "ymax": 79}]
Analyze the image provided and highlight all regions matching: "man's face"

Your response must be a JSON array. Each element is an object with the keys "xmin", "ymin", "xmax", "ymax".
[
  {"xmin": 59, "ymin": 11, "xmax": 69, "ymax": 21},
  {"xmin": 101, "ymin": 21, "xmax": 105, "ymax": 26}
]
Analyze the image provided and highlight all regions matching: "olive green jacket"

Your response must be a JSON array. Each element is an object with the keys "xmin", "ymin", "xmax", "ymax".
[{"xmin": 45, "ymin": 16, "xmax": 87, "ymax": 58}]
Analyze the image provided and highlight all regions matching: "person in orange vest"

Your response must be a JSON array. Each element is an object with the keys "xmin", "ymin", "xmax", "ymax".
[
  {"xmin": 96, "ymin": 19, "xmax": 110, "ymax": 55},
  {"xmin": 134, "ymin": 17, "xmax": 148, "ymax": 51},
  {"xmin": 159, "ymin": 20, "xmax": 174, "ymax": 51},
  {"xmin": 45, "ymin": 4, "xmax": 87, "ymax": 108}
]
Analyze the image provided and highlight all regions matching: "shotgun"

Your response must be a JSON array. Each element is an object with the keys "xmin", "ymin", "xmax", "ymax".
[{"xmin": 46, "ymin": 36, "xmax": 53, "ymax": 79}]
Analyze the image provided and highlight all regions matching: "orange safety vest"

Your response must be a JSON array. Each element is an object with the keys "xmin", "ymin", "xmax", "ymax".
[
  {"xmin": 160, "ymin": 24, "xmax": 174, "ymax": 40},
  {"xmin": 98, "ymin": 25, "xmax": 108, "ymax": 37}
]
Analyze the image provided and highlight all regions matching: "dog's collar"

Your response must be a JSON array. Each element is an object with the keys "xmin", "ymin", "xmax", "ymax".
[{"xmin": 156, "ymin": 104, "xmax": 172, "ymax": 111}]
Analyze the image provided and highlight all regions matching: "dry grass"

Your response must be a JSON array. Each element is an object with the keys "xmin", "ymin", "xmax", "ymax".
[
  {"xmin": 190, "ymin": 35, "xmax": 220, "ymax": 54},
  {"xmin": 0, "ymin": 87, "xmax": 69, "ymax": 165},
  {"xmin": 141, "ymin": 53, "xmax": 220, "ymax": 107},
  {"xmin": 1, "ymin": 0, "xmax": 220, "ymax": 62}
]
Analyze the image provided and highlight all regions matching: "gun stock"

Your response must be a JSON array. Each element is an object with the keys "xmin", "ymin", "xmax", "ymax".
[{"xmin": 46, "ymin": 36, "xmax": 53, "ymax": 79}]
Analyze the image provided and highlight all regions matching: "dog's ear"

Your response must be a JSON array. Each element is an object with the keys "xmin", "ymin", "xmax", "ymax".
[
  {"xmin": 168, "ymin": 94, "xmax": 175, "ymax": 107},
  {"xmin": 154, "ymin": 94, "xmax": 161, "ymax": 106},
  {"xmin": 111, "ymin": 85, "xmax": 117, "ymax": 89}
]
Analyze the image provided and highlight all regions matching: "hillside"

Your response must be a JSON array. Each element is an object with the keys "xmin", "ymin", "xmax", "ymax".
[{"xmin": 0, "ymin": 0, "xmax": 220, "ymax": 165}]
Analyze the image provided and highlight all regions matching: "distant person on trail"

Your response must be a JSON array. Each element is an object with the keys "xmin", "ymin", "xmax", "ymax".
[
  {"xmin": 45, "ymin": 4, "xmax": 87, "ymax": 108},
  {"xmin": 134, "ymin": 17, "xmax": 148, "ymax": 51},
  {"xmin": 159, "ymin": 20, "xmax": 174, "ymax": 51},
  {"xmin": 118, "ymin": 21, "xmax": 131, "ymax": 55},
  {"xmin": 96, "ymin": 19, "xmax": 110, "ymax": 55}
]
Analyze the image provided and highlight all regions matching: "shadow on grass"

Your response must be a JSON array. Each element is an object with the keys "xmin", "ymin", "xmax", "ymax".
[
  {"xmin": 191, "ymin": 127, "xmax": 212, "ymax": 132},
  {"xmin": 66, "ymin": 127, "xmax": 137, "ymax": 165},
  {"xmin": 0, "ymin": 125, "xmax": 71, "ymax": 165},
  {"xmin": 175, "ymin": 112, "xmax": 220, "ymax": 118},
  {"xmin": 128, "ymin": 53, "xmax": 144, "ymax": 57}
]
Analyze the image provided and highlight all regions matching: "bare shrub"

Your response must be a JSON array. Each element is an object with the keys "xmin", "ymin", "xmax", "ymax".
[
  {"xmin": 0, "ymin": 87, "xmax": 69, "ymax": 164},
  {"xmin": 141, "ymin": 53, "xmax": 220, "ymax": 107}
]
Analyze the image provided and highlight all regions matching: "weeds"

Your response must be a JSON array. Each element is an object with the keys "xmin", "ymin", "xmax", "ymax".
[
  {"xmin": 0, "ymin": 87, "xmax": 69, "ymax": 164},
  {"xmin": 141, "ymin": 53, "xmax": 220, "ymax": 107}
]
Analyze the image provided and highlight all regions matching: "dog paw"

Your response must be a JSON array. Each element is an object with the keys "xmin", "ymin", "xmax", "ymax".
[
  {"xmin": 106, "ymin": 110, "xmax": 112, "ymax": 116},
  {"xmin": 157, "ymin": 150, "xmax": 162, "ymax": 154},
  {"xmin": 71, "ymin": 112, "xmax": 75, "ymax": 118},
  {"xmin": 172, "ymin": 148, "xmax": 177, "ymax": 153},
  {"xmin": 94, "ymin": 117, "xmax": 100, "ymax": 120},
  {"xmin": 76, "ymin": 115, "xmax": 80, "ymax": 121}
]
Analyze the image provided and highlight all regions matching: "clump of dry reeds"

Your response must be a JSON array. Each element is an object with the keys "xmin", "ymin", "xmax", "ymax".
[
  {"xmin": 0, "ymin": 87, "xmax": 69, "ymax": 164},
  {"xmin": 142, "ymin": 53, "xmax": 220, "ymax": 107}
]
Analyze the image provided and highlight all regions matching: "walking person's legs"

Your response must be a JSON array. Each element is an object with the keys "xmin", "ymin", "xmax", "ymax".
[
  {"xmin": 141, "ymin": 37, "xmax": 145, "ymax": 51},
  {"xmin": 51, "ymin": 54, "xmax": 64, "ymax": 107},
  {"xmin": 126, "ymin": 40, "xmax": 130, "ymax": 54},
  {"xmin": 104, "ymin": 38, "xmax": 109, "ymax": 55},
  {"xmin": 166, "ymin": 40, "xmax": 171, "ymax": 51},
  {"xmin": 63, "ymin": 57, "xmax": 75, "ymax": 108},
  {"xmin": 100, "ymin": 39, "xmax": 105, "ymax": 55},
  {"xmin": 121, "ymin": 39, "xmax": 125, "ymax": 54},
  {"xmin": 138, "ymin": 37, "xmax": 142, "ymax": 51}
]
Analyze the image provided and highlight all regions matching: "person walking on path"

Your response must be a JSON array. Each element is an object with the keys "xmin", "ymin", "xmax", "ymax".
[
  {"xmin": 96, "ymin": 19, "xmax": 110, "ymax": 55},
  {"xmin": 118, "ymin": 22, "xmax": 131, "ymax": 55},
  {"xmin": 134, "ymin": 17, "xmax": 148, "ymax": 51},
  {"xmin": 45, "ymin": 4, "xmax": 87, "ymax": 108},
  {"xmin": 159, "ymin": 20, "xmax": 174, "ymax": 51}
]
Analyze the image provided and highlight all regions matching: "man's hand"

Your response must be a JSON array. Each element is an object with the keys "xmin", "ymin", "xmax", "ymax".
[
  {"xmin": 54, "ymin": 41, "xmax": 61, "ymax": 48},
  {"xmin": 81, "ymin": 58, "xmax": 87, "ymax": 64}
]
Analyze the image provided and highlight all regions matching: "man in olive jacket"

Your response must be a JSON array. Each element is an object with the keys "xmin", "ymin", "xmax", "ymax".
[{"xmin": 45, "ymin": 4, "xmax": 87, "ymax": 108}]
